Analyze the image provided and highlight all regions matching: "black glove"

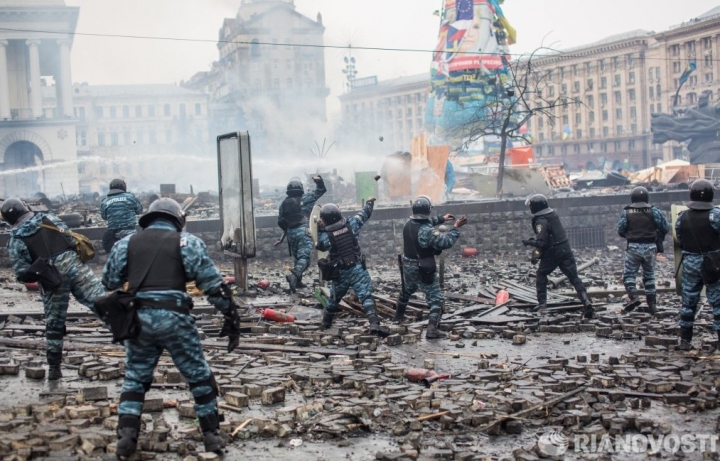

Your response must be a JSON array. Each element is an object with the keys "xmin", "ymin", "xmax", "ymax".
[
  {"xmin": 530, "ymin": 258, "xmax": 540, "ymax": 265},
  {"xmin": 366, "ymin": 197, "xmax": 376, "ymax": 212},
  {"xmin": 216, "ymin": 284, "xmax": 240, "ymax": 352},
  {"xmin": 313, "ymin": 175, "xmax": 324, "ymax": 185},
  {"xmin": 522, "ymin": 238, "xmax": 535, "ymax": 246}
]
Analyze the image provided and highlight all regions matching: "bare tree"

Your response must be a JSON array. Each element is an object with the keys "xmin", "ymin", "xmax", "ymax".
[{"xmin": 448, "ymin": 47, "xmax": 584, "ymax": 197}]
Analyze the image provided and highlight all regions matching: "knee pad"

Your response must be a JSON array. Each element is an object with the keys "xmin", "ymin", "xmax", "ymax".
[{"xmin": 189, "ymin": 374, "xmax": 218, "ymax": 405}]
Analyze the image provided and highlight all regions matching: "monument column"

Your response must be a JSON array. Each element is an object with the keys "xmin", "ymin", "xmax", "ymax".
[
  {"xmin": 0, "ymin": 40, "xmax": 10, "ymax": 119},
  {"xmin": 58, "ymin": 39, "xmax": 73, "ymax": 117},
  {"xmin": 26, "ymin": 39, "xmax": 42, "ymax": 118}
]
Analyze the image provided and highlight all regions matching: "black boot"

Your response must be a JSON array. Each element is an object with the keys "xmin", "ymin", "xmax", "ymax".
[
  {"xmin": 579, "ymin": 291, "xmax": 594, "ymax": 319},
  {"xmin": 646, "ymin": 293, "xmax": 657, "ymax": 316},
  {"xmin": 367, "ymin": 313, "xmax": 390, "ymax": 338},
  {"xmin": 285, "ymin": 271, "xmax": 298, "ymax": 293},
  {"xmin": 116, "ymin": 414, "xmax": 141, "ymax": 458},
  {"xmin": 716, "ymin": 330, "xmax": 720, "ymax": 352},
  {"xmin": 198, "ymin": 412, "xmax": 226, "ymax": 454},
  {"xmin": 624, "ymin": 286, "xmax": 641, "ymax": 312},
  {"xmin": 532, "ymin": 303, "xmax": 547, "ymax": 313},
  {"xmin": 319, "ymin": 312, "xmax": 334, "ymax": 330},
  {"xmin": 426, "ymin": 317, "xmax": 446, "ymax": 339},
  {"xmin": 677, "ymin": 327, "xmax": 693, "ymax": 351},
  {"xmin": 46, "ymin": 350, "xmax": 62, "ymax": 381},
  {"xmin": 394, "ymin": 301, "xmax": 408, "ymax": 322}
]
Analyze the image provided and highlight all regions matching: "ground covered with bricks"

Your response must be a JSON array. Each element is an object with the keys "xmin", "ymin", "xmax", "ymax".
[{"xmin": 1, "ymin": 248, "xmax": 720, "ymax": 460}]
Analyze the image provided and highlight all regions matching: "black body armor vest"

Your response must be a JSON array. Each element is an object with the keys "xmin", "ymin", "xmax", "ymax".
[
  {"xmin": 20, "ymin": 217, "xmax": 74, "ymax": 262},
  {"xmin": 680, "ymin": 209, "xmax": 720, "ymax": 253},
  {"xmin": 127, "ymin": 229, "xmax": 187, "ymax": 292},
  {"xmin": 624, "ymin": 206, "xmax": 656, "ymax": 243},
  {"xmin": 281, "ymin": 196, "xmax": 304, "ymax": 229},
  {"xmin": 327, "ymin": 223, "xmax": 361, "ymax": 267},
  {"xmin": 403, "ymin": 219, "xmax": 440, "ymax": 259},
  {"xmin": 532, "ymin": 211, "xmax": 568, "ymax": 247}
]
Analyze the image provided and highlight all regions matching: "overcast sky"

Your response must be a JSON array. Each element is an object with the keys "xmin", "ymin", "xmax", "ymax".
[{"xmin": 65, "ymin": 0, "xmax": 720, "ymax": 118}]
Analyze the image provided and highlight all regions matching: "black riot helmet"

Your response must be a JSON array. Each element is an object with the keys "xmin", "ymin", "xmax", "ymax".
[
  {"xmin": 138, "ymin": 198, "xmax": 186, "ymax": 231},
  {"xmin": 690, "ymin": 179, "xmax": 714, "ymax": 203},
  {"xmin": 630, "ymin": 186, "xmax": 649, "ymax": 204},
  {"xmin": 1, "ymin": 198, "xmax": 31, "ymax": 226},
  {"xmin": 411, "ymin": 195, "xmax": 432, "ymax": 219},
  {"xmin": 526, "ymin": 194, "xmax": 549, "ymax": 215},
  {"xmin": 109, "ymin": 178, "xmax": 127, "ymax": 194},
  {"xmin": 320, "ymin": 203, "xmax": 344, "ymax": 228},
  {"xmin": 286, "ymin": 178, "xmax": 304, "ymax": 197}
]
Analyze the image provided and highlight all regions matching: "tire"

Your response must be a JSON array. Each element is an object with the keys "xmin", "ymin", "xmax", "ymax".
[{"xmin": 58, "ymin": 213, "xmax": 83, "ymax": 228}]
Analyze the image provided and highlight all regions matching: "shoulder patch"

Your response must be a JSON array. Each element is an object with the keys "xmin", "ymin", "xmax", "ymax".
[
  {"xmin": 535, "ymin": 224, "xmax": 542, "ymax": 233},
  {"xmin": 180, "ymin": 237, "xmax": 188, "ymax": 248}
]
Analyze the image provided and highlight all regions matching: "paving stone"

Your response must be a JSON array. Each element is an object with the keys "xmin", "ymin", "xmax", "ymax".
[
  {"xmin": 24, "ymin": 367, "xmax": 45, "ymax": 379},
  {"xmin": 261, "ymin": 387, "xmax": 286, "ymax": 405},
  {"xmin": 224, "ymin": 392, "xmax": 249, "ymax": 407}
]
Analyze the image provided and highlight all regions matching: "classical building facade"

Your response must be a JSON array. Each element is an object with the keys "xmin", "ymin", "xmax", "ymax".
[
  {"xmin": 184, "ymin": 0, "xmax": 328, "ymax": 157},
  {"xmin": 338, "ymin": 74, "xmax": 429, "ymax": 153},
  {"xmin": 62, "ymin": 84, "xmax": 211, "ymax": 194},
  {"xmin": 0, "ymin": 0, "xmax": 80, "ymax": 198}
]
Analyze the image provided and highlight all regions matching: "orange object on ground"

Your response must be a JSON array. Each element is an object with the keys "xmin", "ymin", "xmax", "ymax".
[
  {"xmin": 262, "ymin": 308, "xmax": 295, "ymax": 323},
  {"xmin": 223, "ymin": 276, "xmax": 235, "ymax": 284},
  {"xmin": 257, "ymin": 279, "xmax": 270, "ymax": 290},
  {"xmin": 495, "ymin": 289, "xmax": 509, "ymax": 306},
  {"xmin": 462, "ymin": 247, "xmax": 478, "ymax": 257},
  {"xmin": 405, "ymin": 368, "xmax": 438, "ymax": 382}
]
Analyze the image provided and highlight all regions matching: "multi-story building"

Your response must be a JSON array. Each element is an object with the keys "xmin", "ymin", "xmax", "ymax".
[
  {"xmin": 0, "ymin": 0, "xmax": 80, "ymax": 198},
  {"xmin": 184, "ymin": 0, "xmax": 328, "ymax": 157},
  {"xmin": 48, "ymin": 83, "xmax": 211, "ymax": 194},
  {"xmin": 339, "ymin": 6, "xmax": 720, "ymax": 172},
  {"xmin": 338, "ymin": 74, "xmax": 429, "ymax": 153}
]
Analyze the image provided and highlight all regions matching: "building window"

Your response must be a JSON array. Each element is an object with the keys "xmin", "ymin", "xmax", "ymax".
[
  {"xmin": 538, "ymin": 118, "xmax": 544, "ymax": 129},
  {"xmin": 616, "ymin": 126, "xmax": 623, "ymax": 136},
  {"xmin": 149, "ymin": 131, "xmax": 157, "ymax": 144},
  {"xmin": 628, "ymin": 71, "xmax": 635, "ymax": 84},
  {"xmin": 599, "ymin": 59, "xmax": 605, "ymax": 72},
  {"xmin": 575, "ymin": 113, "xmax": 581, "ymax": 125},
  {"xmin": 587, "ymin": 142, "xmax": 595, "ymax": 152},
  {"xmin": 97, "ymin": 133, "xmax": 105, "ymax": 146},
  {"xmin": 590, "ymin": 128, "xmax": 595, "ymax": 138},
  {"xmin": 614, "ymin": 74, "xmax": 621, "ymax": 87},
  {"xmin": 561, "ymin": 83, "xmax": 567, "ymax": 94},
  {"xmin": 148, "ymin": 105, "xmax": 155, "ymax": 117},
  {"xmin": 549, "ymin": 86, "xmax": 555, "ymax": 97},
  {"xmin": 614, "ymin": 140, "xmax": 622, "ymax": 151},
  {"xmin": 576, "ymin": 129, "xmax": 583, "ymax": 139},
  {"xmin": 179, "ymin": 103, "xmax": 186, "ymax": 117},
  {"xmin": 79, "ymin": 131, "xmax": 86, "ymax": 146},
  {"xmin": 706, "ymin": 72, "xmax": 714, "ymax": 83},
  {"xmin": 630, "ymin": 106, "xmax": 637, "ymax": 119},
  {"xmin": 673, "ymin": 61, "xmax": 682, "ymax": 73},
  {"xmin": 163, "ymin": 104, "xmax": 171, "ymax": 116},
  {"xmin": 587, "ymin": 78, "xmax": 593, "ymax": 90},
  {"xmin": 109, "ymin": 106, "xmax": 117, "ymax": 118},
  {"xmin": 135, "ymin": 105, "xmax": 142, "ymax": 117},
  {"xmin": 602, "ymin": 127, "xmax": 609, "ymax": 137},
  {"xmin": 657, "ymin": 103, "xmax": 662, "ymax": 113},
  {"xmin": 122, "ymin": 106, "xmax": 129, "ymax": 118},
  {"xmin": 539, "ymin": 132, "xmax": 545, "ymax": 141},
  {"xmin": 123, "ymin": 132, "xmax": 131, "ymax": 145},
  {"xmin": 614, "ymin": 91, "xmax": 621, "ymax": 104},
  {"xmin": 574, "ymin": 144, "xmax": 580, "ymax": 154},
  {"xmin": 613, "ymin": 56, "xmax": 620, "ymax": 70},
  {"xmin": 671, "ymin": 44, "xmax": 680, "ymax": 56},
  {"xmin": 600, "ymin": 93, "xmax": 607, "ymax": 105},
  {"xmin": 406, "ymin": 107, "xmax": 412, "ymax": 117},
  {"xmin": 650, "ymin": 104, "xmax": 655, "ymax": 113},
  {"xmin": 562, "ymin": 115, "xmax": 569, "ymax": 126},
  {"xmin": 572, "ymin": 64, "xmax": 578, "ymax": 76},
  {"xmin": 629, "ymin": 140, "xmax": 636, "ymax": 151},
  {"xmin": 600, "ymin": 77, "xmax": 607, "ymax": 89},
  {"xmin": 110, "ymin": 132, "xmax": 118, "ymax": 146},
  {"xmin": 689, "ymin": 75, "xmax": 698, "ymax": 86},
  {"xmin": 573, "ymin": 81, "xmax": 580, "ymax": 92},
  {"xmin": 586, "ymin": 95, "xmax": 594, "ymax": 106},
  {"xmin": 631, "ymin": 124, "xmax": 637, "ymax": 134},
  {"xmin": 615, "ymin": 108, "xmax": 622, "ymax": 119},
  {"xmin": 194, "ymin": 103, "xmax": 201, "ymax": 116},
  {"xmin": 602, "ymin": 110, "xmax": 608, "ymax": 121},
  {"xmin": 704, "ymin": 37, "xmax": 712, "ymax": 49},
  {"xmin": 688, "ymin": 92, "xmax": 697, "ymax": 105},
  {"xmin": 629, "ymin": 89, "xmax": 636, "ymax": 101},
  {"xmin": 589, "ymin": 111, "xmax": 595, "ymax": 123},
  {"xmin": 628, "ymin": 54, "xmax": 635, "ymax": 68},
  {"xmin": 688, "ymin": 41, "xmax": 696, "ymax": 54},
  {"xmin": 561, "ymin": 145, "xmax": 568, "ymax": 155},
  {"xmin": 601, "ymin": 142, "xmax": 607, "ymax": 152},
  {"xmin": 166, "ymin": 130, "xmax": 172, "ymax": 143}
]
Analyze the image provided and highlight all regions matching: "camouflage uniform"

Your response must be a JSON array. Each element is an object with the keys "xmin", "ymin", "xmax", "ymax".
[
  {"xmin": 317, "ymin": 202, "xmax": 376, "ymax": 318},
  {"xmin": 278, "ymin": 183, "xmax": 326, "ymax": 281},
  {"xmin": 675, "ymin": 208, "xmax": 720, "ymax": 331},
  {"xmin": 616, "ymin": 207, "xmax": 670, "ymax": 296},
  {"xmin": 100, "ymin": 192, "xmax": 143, "ymax": 252},
  {"xmin": 7, "ymin": 213, "xmax": 105, "ymax": 357},
  {"xmin": 400, "ymin": 216, "xmax": 460, "ymax": 324},
  {"xmin": 103, "ymin": 219, "xmax": 234, "ymax": 418}
]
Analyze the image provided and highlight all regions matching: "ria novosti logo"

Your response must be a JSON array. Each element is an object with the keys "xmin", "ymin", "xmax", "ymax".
[{"xmin": 537, "ymin": 431, "xmax": 570, "ymax": 456}]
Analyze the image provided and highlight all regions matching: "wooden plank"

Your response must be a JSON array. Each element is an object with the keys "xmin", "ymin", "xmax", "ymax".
[
  {"xmin": 201, "ymin": 340, "xmax": 358, "ymax": 358},
  {"xmin": 445, "ymin": 293, "xmax": 495, "ymax": 304}
]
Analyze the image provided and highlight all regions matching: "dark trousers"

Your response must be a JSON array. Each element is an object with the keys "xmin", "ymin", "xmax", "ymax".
[{"xmin": 536, "ymin": 243, "xmax": 586, "ymax": 304}]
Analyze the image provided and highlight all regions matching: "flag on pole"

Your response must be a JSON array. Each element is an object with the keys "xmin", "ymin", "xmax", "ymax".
[{"xmin": 679, "ymin": 60, "xmax": 697, "ymax": 85}]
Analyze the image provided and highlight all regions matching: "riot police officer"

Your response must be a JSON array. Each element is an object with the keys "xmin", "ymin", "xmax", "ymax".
[
  {"xmin": 616, "ymin": 186, "xmax": 670, "ymax": 314},
  {"xmin": 396, "ymin": 196, "xmax": 466, "ymax": 339},
  {"xmin": 316, "ymin": 199, "xmax": 389, "ymax": 336},
  {"xmin": 102, "ymin": 198, "xmax": 240, "ymax": 457},
  {"xmin": 100, "ymin": 178, "xmax": 143, "ymax": 253},
  {"xmin": 2, "ymin": 198, "xmax": 106, "ymax": 380},
  {"xmin": 278, "ymin": 176, "xmax": 326, "ymax": 292},
  {"xmin": 675, "ymin": 179, "xmax": 720, "ymax": 351},
  {"xmin": 522, "ymin": 194, "xmax": 594, "ymax": 318}
]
